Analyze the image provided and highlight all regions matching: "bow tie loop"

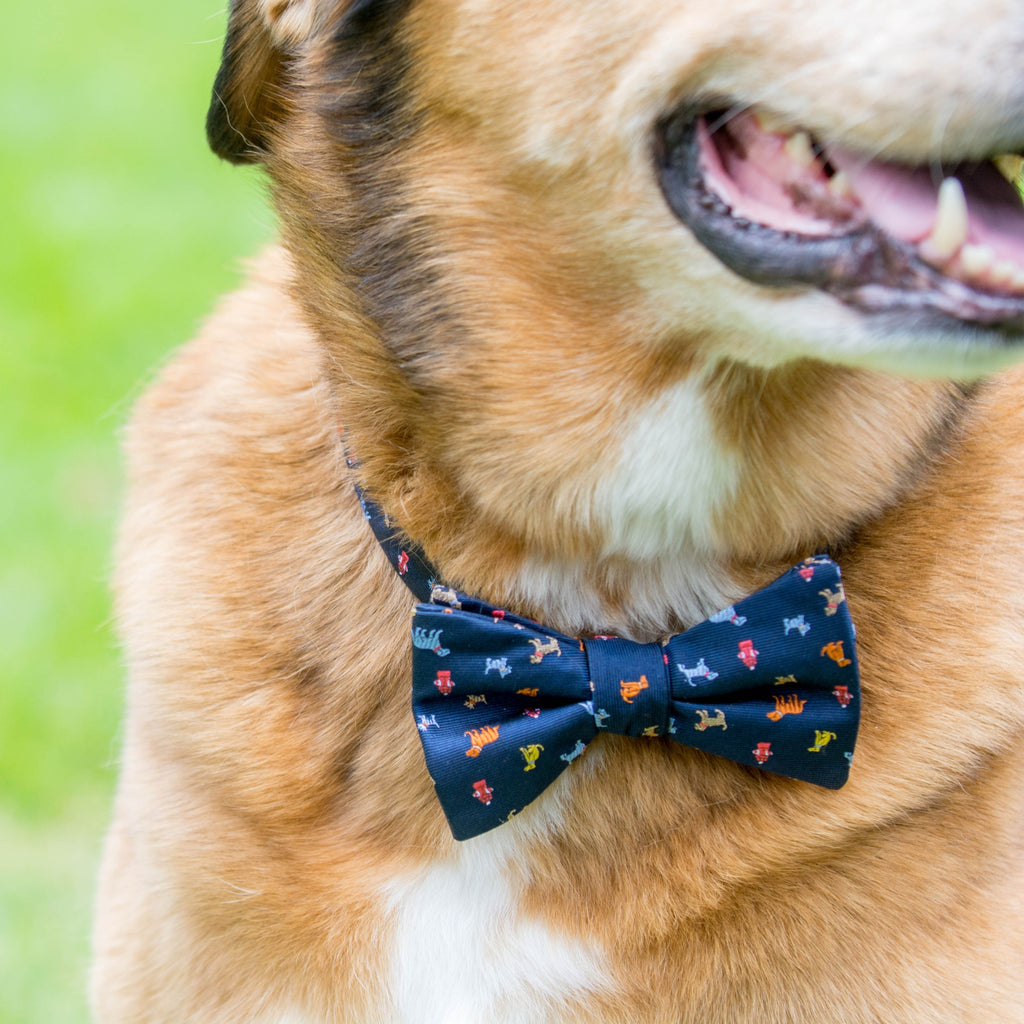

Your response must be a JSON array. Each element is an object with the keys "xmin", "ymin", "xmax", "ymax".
[{"xmin": 584, "ymin": 637, "xmax": 673, "ymax": 737}]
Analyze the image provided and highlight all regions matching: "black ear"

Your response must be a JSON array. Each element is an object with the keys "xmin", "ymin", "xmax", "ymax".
[{"xmin": 206, "ymin": 0, "xmax": 288, "ymax": 165}]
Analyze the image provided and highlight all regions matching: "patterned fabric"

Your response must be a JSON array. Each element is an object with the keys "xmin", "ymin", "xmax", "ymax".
[
  {"xmin": 354, "ymin": 479, "xmax": 860, "ymax": 841},
  {"xmin": 353, "ymin": 466, "xmax": 437, "ymax": 604}
]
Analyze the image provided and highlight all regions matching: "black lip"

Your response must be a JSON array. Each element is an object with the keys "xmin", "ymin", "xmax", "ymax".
[{"xmin": 654, "ymin": 110, "xmax": 1024, "ymax": 332}]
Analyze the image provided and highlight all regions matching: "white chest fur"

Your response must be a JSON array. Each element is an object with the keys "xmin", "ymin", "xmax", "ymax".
[
  {"xmin": 508, "ymin": 373, "xmax": 746, "ymax": 641},
  {"xmin": 591, "ymin": 373, "xmax": 740, "ymax": 561},
  {"xmin": 383, "ymin": 821, "xmax": 612, "ymax": 1023}
]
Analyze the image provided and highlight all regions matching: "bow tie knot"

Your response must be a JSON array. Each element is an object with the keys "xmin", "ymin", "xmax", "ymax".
[{"xmin": 585, "ymin": 637, "xmax": 673, "ymax": 737}]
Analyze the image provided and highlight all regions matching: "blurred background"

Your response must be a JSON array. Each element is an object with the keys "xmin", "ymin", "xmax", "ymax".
[{"xmin": 0, "ymin": 1, "xmax": 273, "ymax": 1019}]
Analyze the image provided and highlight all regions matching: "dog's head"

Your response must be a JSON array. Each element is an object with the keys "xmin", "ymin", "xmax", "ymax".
[
  {"xmin": 209, "ymin": 0, "xmax": 1024, "ymax": 371},
  {"xmin": 204, "ymin": 0, "xmax": 1024, "ymax": 587}
]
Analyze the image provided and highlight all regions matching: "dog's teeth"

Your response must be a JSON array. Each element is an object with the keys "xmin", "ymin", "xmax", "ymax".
[
  {"xmin": 950, "ymin": 243, "xmax": 1024, "ymax": 294},
  {"xmin": 920, "ymin": 177, "xmax": 969, "ymax": 265},
  {"xmin": 991, "ymin": 259, "xmax": 1017, "ymax": 287},
  {"xmin": 784, "ymin": 131, "xmax": 817, "ymax": 169},
  {"xmin": 958, "ymin": 243, "xmax": 994, "ymax": 278},
  {"xmin": 827, "ymin": 171, "xmax": 853, "ymax": 198}
]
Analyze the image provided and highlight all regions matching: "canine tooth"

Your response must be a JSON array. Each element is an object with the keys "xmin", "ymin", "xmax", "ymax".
[
  {"xmin": 827, "ymin": 171, "xmax": 853, "ymax": 198},
  {"xmin": 958, "ymin": 243, "xmax": 994, "ymax": 278},
  {"xmin": 784, "ymin": 131, "xmax": 817, "ymax": 169},
  {"xmin": 920, "ymin": 177, "xmax": 968, "ymax": 264}
]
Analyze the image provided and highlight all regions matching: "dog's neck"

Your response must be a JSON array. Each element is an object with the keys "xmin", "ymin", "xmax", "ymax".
[{"xmin": 338, "ymin": 351, "xmax": 970, "ymax": 642}]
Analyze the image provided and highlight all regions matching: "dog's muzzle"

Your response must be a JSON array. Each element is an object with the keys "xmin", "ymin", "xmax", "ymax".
[{"xmin": 656, "ymin": 106, "xmax": 1024, "ymax": 334}]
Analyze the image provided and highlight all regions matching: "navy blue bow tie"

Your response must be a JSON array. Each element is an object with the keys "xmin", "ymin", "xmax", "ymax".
[{"xmin": 355, "ymin": 480, "xmax": 860, "ymax": 841}]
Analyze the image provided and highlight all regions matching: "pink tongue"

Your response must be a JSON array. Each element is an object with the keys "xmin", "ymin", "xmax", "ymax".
[
  {"xmin": 699, "ymin": 117, "xmax": 838, "ymax": 235},
  {"xmin": 829, "ymin": 149, "xmax": 1024, "ymax": 264}
]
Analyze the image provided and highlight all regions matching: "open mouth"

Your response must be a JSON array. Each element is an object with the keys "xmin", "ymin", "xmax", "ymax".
[{"xmin": 656, "ymin": 106, "xmax": 1024, "ymax": 329}]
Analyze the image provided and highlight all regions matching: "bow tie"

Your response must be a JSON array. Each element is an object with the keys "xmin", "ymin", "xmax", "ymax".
[{"xmin": 355, "ymin": 481, "xmax": 860, "ymax": 841}]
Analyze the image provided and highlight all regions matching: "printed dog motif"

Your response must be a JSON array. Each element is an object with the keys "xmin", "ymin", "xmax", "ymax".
[
  {"xmin": 694, "ymin": 708, "xmax": 727, "ymax": 731},
  {"xmin": 820, "ymin": 641, "xmax": 853, "ymax": 667},
  {"xmin": 784, "ymin": 615, "xmax": 810, "ymax": 636},
  {"xmin": 677, "ymin": 657, "xmax": 719, "ymax": 685},
  {"xmin": 520, "ymin": 744, "xmax": 544, "ymax": 771},
  {"xmin": 528, "ymin": 637, "xmax": 562, "ymax": 663},
  {"xmin": 413, "ymin": 627, "xmax": 450, "ymax": 657},
  {"xmin": 583, "ymin": 700, "xmax": 612, "ymax": 728},
  {"xmin": 430, "ymin": 584, "xmax": 462, "ymax": 609},
  {"xmin": 619, "ymin": 676, "xmax": 650, "ymax": 704},
  {"xmin": 766, "ymin": 693, "xmax": 807, "ymax": 721},
  {"xmin": 819, "ymin": 584, "xmax": 847, "ymax": 616},
  {"xmin": 710, "ymin": 606, "xmax": 748, "ymax": 627},
  {"xmin": 560, "ymin": 740, "xmax": 587, "ymax": 764},
  {"xmin": 464, "ymin": 725, "xmax": 500, "ymax": 757},
  {"xmin": 808, "ymin": 730, "xmax": 838, "ymax": 753}
]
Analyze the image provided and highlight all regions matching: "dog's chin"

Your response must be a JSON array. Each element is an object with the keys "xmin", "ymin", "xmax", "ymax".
[
  {"xmin": 714, "ymin": 289, "xmax": 1024, "ymax": 380},
  {"xmin": 655, "ymin": 103, "xmax": 1024, "ymax": 377},
  {"xmin": 825, "ymin": 319, "xmax": 1024, "ymax": 379}
]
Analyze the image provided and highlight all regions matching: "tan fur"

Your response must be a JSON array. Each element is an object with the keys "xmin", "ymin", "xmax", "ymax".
[{"xmin": 94, "ymin": 0, "xmax": 1024, "ymax": 1020}]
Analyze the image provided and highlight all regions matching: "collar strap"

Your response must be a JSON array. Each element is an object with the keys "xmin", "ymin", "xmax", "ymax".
[{"xmin": 350, "ymin": 465, "xmax": 439, "ymax": 604}]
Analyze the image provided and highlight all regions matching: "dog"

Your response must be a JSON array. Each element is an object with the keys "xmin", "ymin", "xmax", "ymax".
[{"xmin": 91, "ymin": 0, "xmax": 1024, "ymax": 1020}]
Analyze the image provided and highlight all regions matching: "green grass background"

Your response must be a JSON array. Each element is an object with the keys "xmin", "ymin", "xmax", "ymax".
[{"xmin": 0, "ymin": 2, "xmax": 273, "ymax": 1019}]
